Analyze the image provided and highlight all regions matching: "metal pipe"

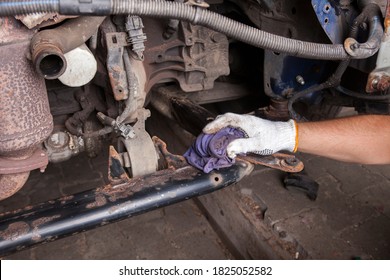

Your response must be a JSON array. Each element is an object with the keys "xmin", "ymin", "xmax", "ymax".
[
  {"xmin": 0, "ymin": 161, "xmax": 253, "ymax": 256},
  {"xmin": 31, "ymin": 16, "xmax": 105, "ymax": 79}
]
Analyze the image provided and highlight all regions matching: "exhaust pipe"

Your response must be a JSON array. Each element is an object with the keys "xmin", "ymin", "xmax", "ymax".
[{"xmin": 30, "ymin": 16, "xmax": 105, "ymax": 79}]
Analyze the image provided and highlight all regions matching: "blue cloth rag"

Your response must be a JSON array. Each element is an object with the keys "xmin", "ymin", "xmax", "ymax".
[{"xmin": 183, "ymin": 127, "xmax": 245, "ymax": 173}]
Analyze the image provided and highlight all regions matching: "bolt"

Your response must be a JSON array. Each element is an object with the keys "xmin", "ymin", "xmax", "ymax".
[
  {"xmin": 350, "ymin": 43, "xmax": 359, "ymax": 50},
  {"xmin": 40, "ymin": 167, "xmax": 46, "ymax": 173},
  {"xmin": 371, "ymin": 78, "xmax": 379, "ymax": 89},
  {"xmin": 47, "ymin": 131, "xmax": 69, "ymax": 149},
  {"xmin": 284, "ymin": 157, "xmax": 299, "ymax": 167},
  {"xmin": 296, "ymin": 75, "xmax": 305, "ymax": 85}
]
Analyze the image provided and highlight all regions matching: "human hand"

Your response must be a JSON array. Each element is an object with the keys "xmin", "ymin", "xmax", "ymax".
[{"xmin": 203, "ymin": 113, "xmax": 298, "ymax": 158}]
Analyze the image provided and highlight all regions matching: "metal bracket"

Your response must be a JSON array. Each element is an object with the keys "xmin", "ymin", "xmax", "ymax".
[
  {"xmin": 237, "ymin": 153, "xmax": 304, "ymax": 173},
  {"xmin": 115, "ymin": 122, "xmax": 136, "ymax": 139},
  {"xmin": 105, "ymin": 32, "xmax": 130, "ymax": 101},
  {"xmin": 186, "ymin": 0, "xmax": 210, "ymax": 25}
]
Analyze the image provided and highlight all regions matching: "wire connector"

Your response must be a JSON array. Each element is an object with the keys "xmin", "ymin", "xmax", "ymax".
[{"xmin": 125, "ymin": 15, "xmax": 147, "ymax": 61}]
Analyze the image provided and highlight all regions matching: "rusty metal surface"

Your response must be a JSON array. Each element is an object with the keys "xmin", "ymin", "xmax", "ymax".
[
  {"xmin": 0, "ymin": 18, "xmax": 53, "ymax": 200},
  {"xmin": 105, "ymin": 32, "xmax": 130, "ymax": 101},
  {"xmin": 110, "ymin": 136, "xmax": 187, "ymax": 185},
  {"xmin": 367, "ymin": 74, "xmax": 390, "ymax": 92},
  {"xmin": 0, "ymin": 159, "xmax": 253, "ymax": 257},
  {"xmin": 0, "ymin": 173, "xmax": 30, "ymax": 201},
  {"xmin": 16, "ymin": 14, "xmax": 76, "ymax": 29},
  {"xmin": 30, "ymin": 16, "xmax": 105, "ymax": 79},
  {"xmin": 0, "ymin": 41, "xmax": 53, "ymax": 157},
  {"xmin": 238, "ymin": 153, "xmax": 304, "ymax": 173},
  {"xmin": 108, "ymin": 145, "xmax": 131, "ymax": 185},
  {"xmin": 0, "ymin": 17, "xmax": 33, "ymax": 45},
  {"xmin": 143, "ymin": 18, "xmax": 229, "ymax": 93},
  {"xmin": 0, "ymin": 149, "xmax": 48, "ymax": 175},
  {"xmin": 153, "ymin": 137, "xmax": 188, "ymax": 170},
  {"xmin": 256, "ymin": 99, "xmax": 290, "ymax": 121}
]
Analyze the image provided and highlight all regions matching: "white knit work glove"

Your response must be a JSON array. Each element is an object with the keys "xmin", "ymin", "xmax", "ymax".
[{"xmin": 203, "ymin": 113, "xmax": 298, "ymax": 158}]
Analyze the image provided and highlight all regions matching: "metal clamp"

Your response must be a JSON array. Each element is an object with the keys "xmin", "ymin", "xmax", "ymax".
[
  {"xmin": 186, "ymin": 0, "xmax": 210, "ymax": 25},
  {"xmin": 186, "ymin": 0, "xmax": 210, "ymax": 8}
]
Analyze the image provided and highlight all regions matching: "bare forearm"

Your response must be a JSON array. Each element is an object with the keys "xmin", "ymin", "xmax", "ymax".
[{"xmin": 297, "ymin": 115, "xmax": 390, "ymax": 164}]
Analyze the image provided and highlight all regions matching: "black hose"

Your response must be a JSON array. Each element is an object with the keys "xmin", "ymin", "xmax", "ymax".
[{"xmin": 336, "ymin": 86, "xmax": 390, "ymax": 100}]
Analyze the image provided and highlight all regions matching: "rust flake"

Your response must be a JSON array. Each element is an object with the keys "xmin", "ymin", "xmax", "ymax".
[
  {"xmin": 0, "ymin": 221, "xmax": 30, "ymax": 241},
  {"xmin": 32, "ymin": 229, "xmax": 42, "ymax": 242},
  {"xmin": 31, "ymin": 215, "xmax": 61, "ymax": 228},
  {"xmin": 86, "ymin": 194, "xmax": 108, "ymax": 209},
  {"xmin": 60, "ymin": 195, "xmax": 75, "ymax": 205},
  {"xmin": 59, "ymin": 195, "xmax": 74, "ymax": 202}
]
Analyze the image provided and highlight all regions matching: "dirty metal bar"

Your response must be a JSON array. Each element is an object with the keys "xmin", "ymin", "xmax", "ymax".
[{"xmin": 0, "ymin": 162, "xmax": 253, "ymax": 256}]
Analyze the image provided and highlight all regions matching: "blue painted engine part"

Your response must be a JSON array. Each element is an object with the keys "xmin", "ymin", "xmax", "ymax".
[
  {"xmin": 311, "ymin": 0, "xmax": 358, "ymax": 44},
  {"xmin": 264, "ymin": 52, "xmax": 331, "ymax": 98}
]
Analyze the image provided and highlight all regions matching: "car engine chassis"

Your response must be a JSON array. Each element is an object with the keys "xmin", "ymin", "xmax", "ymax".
[{"xmin": 0, "ymin": 0, "xmax": 389, "ymax": 256}]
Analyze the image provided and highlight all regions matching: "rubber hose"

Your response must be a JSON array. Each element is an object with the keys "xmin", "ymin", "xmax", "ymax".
[{"xmin": 0, "ymin": 0, "xmax": 383, "ymax": 60}]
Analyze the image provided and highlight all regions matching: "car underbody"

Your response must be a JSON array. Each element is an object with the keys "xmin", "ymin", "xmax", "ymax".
[{"xmin": 0, "ymin": 0, "xmax": 389, "ymax": 258}]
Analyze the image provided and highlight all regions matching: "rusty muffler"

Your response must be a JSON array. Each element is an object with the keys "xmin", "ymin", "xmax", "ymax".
[{"xmin": 0, "ymin": 17, "xmax": 53, "ymax": 200}]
